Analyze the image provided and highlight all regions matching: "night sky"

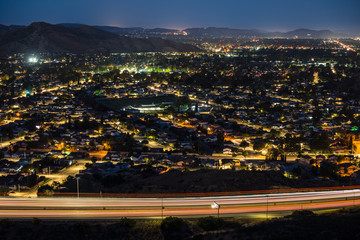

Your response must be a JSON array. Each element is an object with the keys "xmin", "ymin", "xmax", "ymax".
[{"xmin": 1, "ymin": 0, "xmax": 359, "ymax": 33}]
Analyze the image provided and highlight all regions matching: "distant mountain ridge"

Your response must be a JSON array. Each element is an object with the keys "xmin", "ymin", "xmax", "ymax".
[
  {"xmin": 183, "ymin": 27, "xmax": 340, "ymax": 38},
  {"xmin": 91, "ymin": 26, "xmax": 348, "ymax": 39},
  {"xmin": 93, "ymin": 26, "xmax": 181, "ymax": 36},
  {"xmin": 282, "ymin": 28, "xmax": 334, "ymax": 38},
  {"xmin": 0, "ymin": 22, "xmax": 199, "ymax": 55},
  {"xmin": 90, "ymin": 25, "xmax": 342, "ymax": 38},
  {"xmin": 183, "ymin": 27, "xmax": 263, "ymax": 38},
  {"xmin": 0, "ymin": 24, "xmax": 26, "ymax": 34},
  {"xmin": 0, "ymin": 22, "xmax": 352, "ymax": 42}
]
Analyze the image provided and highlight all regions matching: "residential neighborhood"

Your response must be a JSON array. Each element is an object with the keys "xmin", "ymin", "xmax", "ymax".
[{"xmin": 1, "ymin": 38, "xmax": 360, "ymax": 196}]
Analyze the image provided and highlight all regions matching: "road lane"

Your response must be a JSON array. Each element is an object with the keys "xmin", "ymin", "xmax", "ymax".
[
  {"xmin": 0, "ymin": 189, "xmax": 359, "ymax": 218},
  {"xmin": 0, "ymin": 199, "xmax": 357, "ymax": 219}
]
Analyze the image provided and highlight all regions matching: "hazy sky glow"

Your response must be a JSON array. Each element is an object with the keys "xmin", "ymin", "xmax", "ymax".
[{"xmin": 0, "ymin": 0, "xmax": 359, "ymax": 33}]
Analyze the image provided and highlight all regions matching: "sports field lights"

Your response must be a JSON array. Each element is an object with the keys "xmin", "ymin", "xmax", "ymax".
[{"xmin": 28, "ymin": 57, "xmax": 38, "ymax": 63}]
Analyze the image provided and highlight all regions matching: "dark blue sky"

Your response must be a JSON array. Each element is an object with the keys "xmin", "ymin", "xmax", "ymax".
[{"xmin": 1, "ymin": 0, "xmax": 359, "ymax": 33}]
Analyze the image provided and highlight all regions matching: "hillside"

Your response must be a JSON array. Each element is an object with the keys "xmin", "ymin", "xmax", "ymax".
[{"xmin": 0, "ymin": 22, "xmax": 199, "ymax": 55}]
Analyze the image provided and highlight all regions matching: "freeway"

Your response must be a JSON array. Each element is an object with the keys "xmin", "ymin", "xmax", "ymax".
[{"xmin": 0, "ymin": 189, "xmax": 359, "ymax": 219}]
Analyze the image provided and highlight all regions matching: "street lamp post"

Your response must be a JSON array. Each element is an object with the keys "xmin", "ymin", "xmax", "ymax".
[
  {"xmin": 76, "ymin": 177, "xmax": 80, "ymax": 198},
  {"xmin": 266, "ymin": 195, "xmax": 269, "ymax": 219},
  {"xmin": 161, "ymin": 198, "xmax": 164, "ymax": 220},
  {"xmin": 211, "ymin": 202, "xmax": 220, "ymax": 218},
  {"xmin": 354, "ymin": 191, "xmax": 356, "ymax": 206}
]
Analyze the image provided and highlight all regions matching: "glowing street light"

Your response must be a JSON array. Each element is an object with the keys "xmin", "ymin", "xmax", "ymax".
[{"xmin": 211, "ymin": 201, "xmax": 220, "ymax": 218}]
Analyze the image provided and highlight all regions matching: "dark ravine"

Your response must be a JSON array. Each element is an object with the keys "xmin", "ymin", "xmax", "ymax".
[{"xmin": 0, "ymin": 22, "xmax": 199, "ymax": 55}]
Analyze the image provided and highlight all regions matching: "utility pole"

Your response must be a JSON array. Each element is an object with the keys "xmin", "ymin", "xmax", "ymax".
[
  {"xmin": 354, "ymin": 191, "xmax": 356, "ymax": 206},
  {"xmin": 76, "ymin": 177, "xmax": 80, "ymax": 198},
  {"xmin": 266, "ymin": 195, "xmax": 268, "ymax": 219},
  {"xmin": 161, "ymin": 198, "xmax": 164, "ymax": 220}
]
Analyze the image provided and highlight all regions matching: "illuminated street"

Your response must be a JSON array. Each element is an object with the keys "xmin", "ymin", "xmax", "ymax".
[{"xmin": 0, "ymin": 189, "xmax": 359, "ymax": 219}]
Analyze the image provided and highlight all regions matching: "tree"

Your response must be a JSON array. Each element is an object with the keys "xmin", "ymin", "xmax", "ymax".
[
  {"xmin": 266, "ymin": 148, "xmax": 280, "ymax": 161},
  {"xmin": 240, "ymin": 149, "xmax": 248, "ymax": 159},
  {"xmin": 281, "ymin": 134, "xmax": 301, "ymax": 153},
  {"xmin": 175, "ymin": 96, "xmax": 191, "ymax": 112},
  {"xmin": 240, "ymin": 140, "xmax": 250, "ymax": 150},
  {"xmin": 197, "ymin": 216, "xmax": 226, "ymax": 231},
  {"xmin": 312, "ymin": 108, "xmax": 323, "ymax": 124},
  {"xmin": 310, "ymin": 132, "xmax": 332, "ymax": 153},
  {"xmin": 161, "ymin": 217, "xmax": 191, "ymax": 240},
  {"xmin": 161, "ymin": 216, "xmax": 187, "ymax": 232},
  {"xmin": 37, "ymin": 185, "xmax": 54, "ymax": 196},
  {"xmin": 320, "ymin": 162, "xmax": 338, "ymax": 179},
  {"xmin": 290, "ymin": 210, "xmax": 316, "ymax": 216},
  {"xmin": 0, "ymin": 186, "xmax": 9, "ymax": 196},
  {"xmin": 253, "ymin": 141, "xmax": 266, "ymax": 151},
  {"xmin": 91, "ymin": 156, "xmax": 97, "ymax": 164},
  {"xmin": 26, "ymin": 174, "xmax": 38, "ymax": 187},
  {"xmin": 269, "ymin": 129, "xmax": 281, "ymax": 138},
  {"xmin": 216, "ymin": 131, "xmax": 225, "ymax": 147}
]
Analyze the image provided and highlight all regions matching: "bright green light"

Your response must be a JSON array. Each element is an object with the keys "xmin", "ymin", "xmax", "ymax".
[{"xmin": 351, "ymin": 126, "xmax": 359, "ymax": 131}]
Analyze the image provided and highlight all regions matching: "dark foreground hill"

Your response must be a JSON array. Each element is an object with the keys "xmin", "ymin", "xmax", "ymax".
[{"xmin": 0, "ymin": 22, "xmax": 199, "ymax": 56}]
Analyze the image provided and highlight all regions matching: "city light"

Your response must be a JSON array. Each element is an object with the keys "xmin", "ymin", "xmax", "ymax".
[{"xmin": 28, "ymin": 56, "xmax": 38, "ymax": 63}]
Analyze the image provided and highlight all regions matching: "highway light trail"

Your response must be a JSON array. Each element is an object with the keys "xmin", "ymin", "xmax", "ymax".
[{"xmin": 0, "ymin": 189, "xmax": 359, "ymax": 219}]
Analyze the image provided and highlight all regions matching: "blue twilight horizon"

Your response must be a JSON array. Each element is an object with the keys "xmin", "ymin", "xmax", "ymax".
[{"xmin": 0, "ymin": 0, "xmax": 359, "ymax": 33}]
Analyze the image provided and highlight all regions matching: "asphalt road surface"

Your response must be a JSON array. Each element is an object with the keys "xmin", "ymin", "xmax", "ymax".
[{"xmin": 0, "ymin": 189, "xmax": 359, "ymax": 219}]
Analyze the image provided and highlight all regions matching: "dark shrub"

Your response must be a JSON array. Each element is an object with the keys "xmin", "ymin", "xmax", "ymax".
[
  {"xmin": 289, "ymin": 210, "xmax": 316, "ymax": 216},
  {"xmin": 197, "ymin": 216, "xmax": 226, "ymax": 231},
  {"xmin": 117, "ymin": 217, "xmax": 136, "ymax": 228},
  {"xmin": 161, "ymin": 216, "xmax": 191, "ymax": 240}
]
